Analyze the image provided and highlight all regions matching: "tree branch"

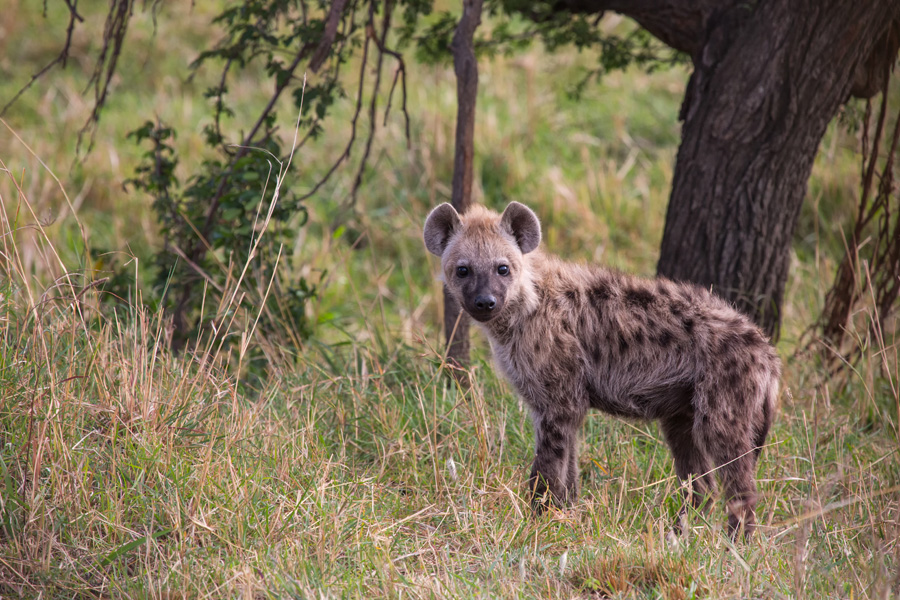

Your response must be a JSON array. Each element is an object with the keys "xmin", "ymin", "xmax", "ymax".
[
  {"xmin": 349, "ymin": 0, "xmax": 393, "ymax": 207},
  {"xmin": 524, "ymin": 0, "xmax": 900, "ymax": 100},
  {"xmin": 296, "ymin": 6, "xmax": 372, "ymax": 204},
  {"xmin": 1, "ymin": 0, "xmax": 84, "ymax": 117},
  {"xmin": 850, "ymin": 19, "xmax": 900, "ymax": 98},
  {"xmin": 78, "ymin": 0, "xmax": 134, "ymax": 154},
  {"xmin": 309, "ymin": 0, "xmax": 349, "ymax": 73},
  {"xmin": 529, "ymin": 0, "xmax": 722, "ymax": 56}
]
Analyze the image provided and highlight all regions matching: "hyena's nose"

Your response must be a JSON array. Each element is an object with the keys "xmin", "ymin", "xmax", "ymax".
[{"xmin": 474, "ymin": 295, "xmax": 497, "ymax": 311}]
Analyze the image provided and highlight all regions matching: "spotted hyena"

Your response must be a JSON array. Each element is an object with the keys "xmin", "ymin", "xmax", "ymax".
[{"xmin": 424, "ymin": 201, "xmax": 780, "ymax": 538}]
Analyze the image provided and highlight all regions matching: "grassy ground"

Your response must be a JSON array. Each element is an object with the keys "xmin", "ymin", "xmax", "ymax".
[{"xmin": 1, "ymin": 2, "xmax": 899, "ymax": 598}]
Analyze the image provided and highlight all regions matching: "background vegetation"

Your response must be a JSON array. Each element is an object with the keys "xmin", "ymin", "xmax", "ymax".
[{"xmin": 1, "ymin": 1, "xmax": 898, "ymax": 597}]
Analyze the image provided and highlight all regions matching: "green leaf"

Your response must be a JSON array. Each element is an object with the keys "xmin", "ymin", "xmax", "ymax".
[
  {"xmin": 222, "ymin": 207, "xmax": 243, "ymax": 221},
  {"xmin": 100, "ymin": 529, "xmax": 171, "ymax": 566}
]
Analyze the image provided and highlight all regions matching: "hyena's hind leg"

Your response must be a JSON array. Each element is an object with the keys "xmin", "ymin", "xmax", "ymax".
[
  {"xmin": 721, "ymin": 372, "xmax": 778, "ymax": 537},
  {"xmin": 694, "ymin": 388, "xmax": 765, "ymax": 539},
  {"xmin": 709, "ymin": 439, "xmax": 759, "ymax": 539},
  {"xmin": 660, "ymin": 410, "xmax": 715, "ymax": 534},
  {"xmin": 529, "ymin": 413, "xmax": 582, "ymax": 511}
]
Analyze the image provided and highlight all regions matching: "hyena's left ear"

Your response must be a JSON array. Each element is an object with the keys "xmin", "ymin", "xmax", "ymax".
[
  {"xmin": 423, "ymin": 203, "xmax": 461, "ymax": 257},
  {"xmin": 500, "ymin": 202, "xmax": 541, "ymax": 254}
]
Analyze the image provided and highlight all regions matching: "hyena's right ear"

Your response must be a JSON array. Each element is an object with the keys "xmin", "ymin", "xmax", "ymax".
[
  {"xmin": 500, "ymin": 201, "xmax": 541, "ymax": 254},
  {"xmin": 423, "ymin": 203, "xmax": 461, "ymax": 257}
]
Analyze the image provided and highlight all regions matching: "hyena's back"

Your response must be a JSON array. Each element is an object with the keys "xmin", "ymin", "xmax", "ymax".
[{"xmin": 424, "ymin": 201, "xmax": 780, "ymax": 538}]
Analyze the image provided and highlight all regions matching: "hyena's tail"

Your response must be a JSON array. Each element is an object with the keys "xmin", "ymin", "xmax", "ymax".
[{"xmin": 753, "ymin": 367, "xmax": 780, "ymax": 458}]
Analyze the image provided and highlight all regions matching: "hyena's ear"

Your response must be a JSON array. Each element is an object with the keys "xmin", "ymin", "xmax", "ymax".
[
  {"xmin": 500, "ymin": 202, "xmax": 541, "ymax": 254},
  {"xmin": 423, "ymin": 203, "xmax": 461, "ymax": 257}
]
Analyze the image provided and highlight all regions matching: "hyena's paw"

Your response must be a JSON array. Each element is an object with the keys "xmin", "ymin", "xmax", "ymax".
[
  {"xmin": 528, "ymin": 475, "xmax": 552, "ymax": 514},
  {"xmin": 726, "ymin": 499, "xmax": 757, "ymax": 541},
  {"xmin": 527, "ymin": 474, "xmax": 570, "ymax": 514}
]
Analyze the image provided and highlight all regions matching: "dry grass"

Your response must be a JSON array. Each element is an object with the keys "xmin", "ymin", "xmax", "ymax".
[
  {"xmin": 2, "ymin": 146, "xmax": 899, "ymax": 597},
  {"xmin": 1, "ymin": 3, "xmax": 899, "ymax": 598}
]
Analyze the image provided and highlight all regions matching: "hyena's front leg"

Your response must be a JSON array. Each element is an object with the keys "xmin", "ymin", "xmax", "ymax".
[
  {"xmin": 565, "ymin": 441, "xmax": 580, "ymax": 502},
  {"xmin": 529, "ymin": 414, "xmax": 581, "ymax": 512}
]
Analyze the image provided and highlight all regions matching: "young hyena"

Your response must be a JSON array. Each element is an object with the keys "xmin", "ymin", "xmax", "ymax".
[{"xmin": 424, "ymin": 201, "xmax": 780, "ymax": 539}]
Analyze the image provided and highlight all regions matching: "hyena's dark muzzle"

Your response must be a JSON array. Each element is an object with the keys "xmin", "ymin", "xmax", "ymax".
[{"xmin": 461, "ymin": 274, "xmax": 506, "ymax": 322}]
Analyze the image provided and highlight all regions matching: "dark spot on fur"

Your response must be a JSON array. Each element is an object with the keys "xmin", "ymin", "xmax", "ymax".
[
  {"xmin": 541, "ymin": 421, "xmax": 564, "ymax": 439},
  {"xmin": 592, "ymin": 344, "xmax": 602, "ymax": 364},
  {"xmin": 655, "ymin": 330, "xmax": 673, "ymax": 348},
  {"xmin": 633, "ymin": 330, "xmax": 645, "ymax": 346},
  {"xmin": 742, "ymin": 330, "xmax": 759, "ymax": 346},
  {"xmin": 618, "ymin": 333, "xmax": 629, "ymax": 354},
  {"xmin": 564, "ymin": 288, "xmax": 580, "ymax": 306},
  {"xmin": 682, "ymin": 317, "xmax": 694, "ymax": 334},
  {"xmin": 670, "ymin": 301, "xmax": 687, "ymax": 317},
  {"xmin": 724, "ymin": 370, "xmax": 741, "ymax": 389},
  {"xmin": 717, "ymin": 333, "xmax": 743, "ymax": 355},
  {"xmin": 625, "ymin": 287, "xmax": 655, "ymax": 309},
  {"xmin": 588, "ymin": 282, "xmax": 611, "ymax": 311}
]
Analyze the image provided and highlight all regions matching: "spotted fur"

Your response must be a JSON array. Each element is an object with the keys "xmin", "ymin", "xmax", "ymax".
[{"xmin": 424, "ymin": 201, "xmax": 781, "ymax": 538}]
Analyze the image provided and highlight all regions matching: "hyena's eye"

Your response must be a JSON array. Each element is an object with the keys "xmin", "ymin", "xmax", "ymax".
[
  {"xmin": 456, "ymin": 266, "xmax": 469, "ymax": 278},
  {"xmin": 497, "ymin": 265, "xmax": 510, "ymax": 276}
]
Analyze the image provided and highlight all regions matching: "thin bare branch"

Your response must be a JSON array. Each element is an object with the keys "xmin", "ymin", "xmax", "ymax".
[
  {"xmin": 296, "ymin": 8, "xmax": 371, "ymax": 203},
  {"xmin": 309, "ymin": 0, "xmax": 349, "ymax": 73},
  {"xmin": 78, "ymin": 0, "xmax": 134, "ymax": 155},
  {"xmin": 349, "ymin": 0, "xmax": 394, "ymax": 208},
  {"xmin": 373, "ymin": 23, "xmax": 411, "ymax": 146},
  {"xmin": 0, "ymin": 0, "xmax": 84, "ymax": 116},
  {"xmin": 819, "ymin": 66, "xmax": 900, "ymax": 368}
]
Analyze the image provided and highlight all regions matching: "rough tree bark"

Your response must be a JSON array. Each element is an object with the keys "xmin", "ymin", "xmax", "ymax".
[
  {"xmin": 443, "ymin": 0, "xmax": 483, "ymax": 368},
  {"xmin": 657, "ymin": 0, "xmax": 900, "ymax": 337},
  {"xmin": 539, "ymin": 0, "xmax": 900, "ymax": 338}
]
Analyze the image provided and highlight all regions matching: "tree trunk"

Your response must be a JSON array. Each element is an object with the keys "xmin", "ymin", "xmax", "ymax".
[
  {"xmin": 655, "ymin": 0, "xmax": 900, "ymax": 338},
  {"xmin": 528, "ymin": 0, "xmax": 900, "ymax": 336},
  {"xmin": 444, "ymin": 0, "xmax": 483, "ymax": 368}
]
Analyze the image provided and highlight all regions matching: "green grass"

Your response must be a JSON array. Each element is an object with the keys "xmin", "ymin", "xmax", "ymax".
[{"xmin": 2, "ymin": 2, "xmax": 899, "ymax": 598}]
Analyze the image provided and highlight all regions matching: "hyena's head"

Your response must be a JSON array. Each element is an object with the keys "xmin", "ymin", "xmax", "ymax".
[{"xmin": 424, "ymin": 202, "xmax": 541, "ymax": 323}]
